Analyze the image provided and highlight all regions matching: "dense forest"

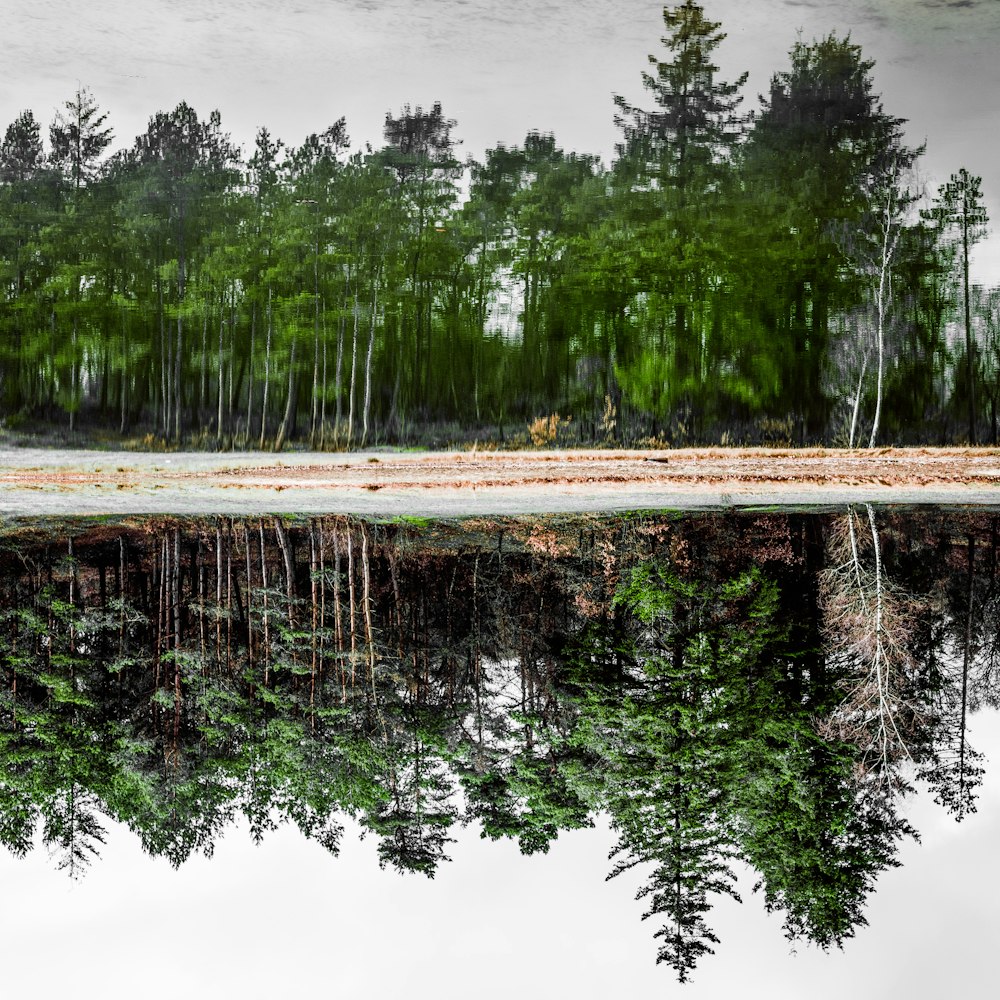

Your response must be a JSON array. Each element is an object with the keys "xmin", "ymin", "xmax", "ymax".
[
  {"xmin": 0, "ymin": 2, "xmax": 996, "ymax": 448},
  {"xmin": 1, "ymin": 509, "xmax": 995, "ymax": 979}
]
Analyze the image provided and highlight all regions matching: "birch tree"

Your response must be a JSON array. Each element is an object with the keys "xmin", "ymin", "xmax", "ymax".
[{"xmin": 850, "ymin": 150, "xmax": 920, "ymax": 446}]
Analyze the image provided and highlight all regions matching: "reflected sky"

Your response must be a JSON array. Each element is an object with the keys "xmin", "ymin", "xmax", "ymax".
[{"xmin": 2, "ymin": 712, "xmax": 998, "ymax": 999}]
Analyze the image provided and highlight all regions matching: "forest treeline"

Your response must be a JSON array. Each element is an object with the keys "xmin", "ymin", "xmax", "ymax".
[
  {"xmin": 1, "ymin": 2, "xmax": 997, "ymax": 448},
  {"xmin": 1, "ymin": 510, "xmax": 996, "ymax": 980}
]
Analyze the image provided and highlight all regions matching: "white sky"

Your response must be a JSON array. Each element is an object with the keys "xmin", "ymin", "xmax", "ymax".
[
  {"xmin": 1, "ymin": 708, "xmax": 997, "ymax": 999},
  {"xmin": 3, "ymin": 0, "xmax": 1000, "ymax": 282}
]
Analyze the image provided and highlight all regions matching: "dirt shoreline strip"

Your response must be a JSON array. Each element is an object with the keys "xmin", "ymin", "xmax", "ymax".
[{"xmin": 3, "ymin": 446, "xmax": 1000, "ymax": 516}]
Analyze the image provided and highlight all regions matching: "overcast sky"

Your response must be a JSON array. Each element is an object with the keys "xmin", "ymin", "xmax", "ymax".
[
  {"xmin": 3, "ymin": 0, "xmax": 1000, "ymax": 281},
  {"xmin": 2, "ymin": 708, "xmax": 997, "ymax": 999}
]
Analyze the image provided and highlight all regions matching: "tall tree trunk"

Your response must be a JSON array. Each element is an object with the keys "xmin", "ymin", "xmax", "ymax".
[
  {"xmin": 321, "ymin": 307, "xmax": 328, "ymax": 449},
  {"xmin": 175, "ymin": 246, "xmax": 185, "ymax": 443},
  {"xmin": 964, "ymin": 202, "xmax": 977, "ymax": 446},
  {"xmin": 120, "ymin": 309, "xmax": 129, "ymax": 434},
  {"xmin": 217, "ymin": 309, "xmax": 225, "ymax": 446},
  {"xmin": 69, "ymin": 317, "xmax": 78, "ymax": 434},
  {"xmin": 200, "ymin": 307, "xmax": 208, "ymax": 416},
  {"xmin": 159, "ymin": 276, "xmax": 167, "ymax": 436},
  {"xmin": 960, "ymin": 534, "xmax": 975, "ymax": 807},
  {"xmin": 335, "ymin": 302, "xmax": 345, "ymax": 444},
  {"xmin": 348, "ymin": 291, "xmax": 359, "ymax": 446},
  {"xmin": 247, "ymin": 300, "xmax": 256, "ymax": 446},
  {"xmin": 275, "ymin": 337, "xmax": 298, "ymax": 451},
  {"xmin": 869, "ymin": 183, "xmax": 900, "ymax": 449},
  {"xmin": 362, "ymin": 282, "xmax": 378, "ymax": 446},
  {"xmin": 260, "ymin": 287, "xmax": 272, "ymax": 447},
  {"xmin": 849, "ymin": 353, "xmax": 867, "ymax": 448},
  {"xmin": 311, "ymin": 236, "xmax": 321, "ymax": 445},
  {"xmin": 260, "ymin": 522, "xmax": 270, "ymax": 687}
]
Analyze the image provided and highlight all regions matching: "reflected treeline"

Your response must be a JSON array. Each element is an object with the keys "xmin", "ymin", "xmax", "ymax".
[{"xmin": 1, "ymin": 510, "xmax": 997, "ymax": 979}]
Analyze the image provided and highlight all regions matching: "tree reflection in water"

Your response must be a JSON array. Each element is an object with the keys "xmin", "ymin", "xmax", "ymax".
[{"xmin": 0, "ymin": 510, "xmax": 996, "ymax": 980}]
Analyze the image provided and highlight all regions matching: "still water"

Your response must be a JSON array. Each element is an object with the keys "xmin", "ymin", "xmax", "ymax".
[{"xmin": 1, "ymin": 508, "xmax": 997, "ymax": 995}]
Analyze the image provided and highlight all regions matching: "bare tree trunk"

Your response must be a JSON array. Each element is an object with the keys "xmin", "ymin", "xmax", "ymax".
[
  {"xmin": 964, "ymin": 206, "xmax": 977, "ymax": 446},
  {"xmin": 175, "ymin": 257, "xmax": 184, "ymax": 443},
  {"xmin": 260, "ymin": 522, "xmax": 270, "ymax": 687},
  {"xmin": 360, "ymin": 523, "xmax": 378, "ymax": 710},
  {"xmin": 226, "ymin": 519, "xmax": 233, "ymax": 672},
  {"xmin": 118, "ymin": 535, "xmax": 127, "ymax": 658},
  {"xmin": 70, "ymin": 317, "xmax": 77, "ymax": 434},
  {"xmin": 321, "ymin": 306, "xmax": 328, "ymax": 449},
  {"xmin": 319, "ymin": 519, "xmax": 326, "ymax": 684},
  {"xmin": 159, "ymin": 277, "xmax": 168, "ymax": 437},
  {"xmin": 172, "ymin": 528, "xmax": 182, "ymax": 756},
  {"xmin": 200, "ymin": 307, "xmax": 208, "ymax": 416},
  {"xmin": 68, "ymin": 538, "xmax": 77, "ymax": 656},
  {"xmin": 960, "ymin": 535, "xmax": 975, "ymax": 805},
  {"xmin": 247, "ymin": 301, "xmax": 256, "ymax": 447},
  {"xmin": 869, "ymin": 213, "xmax": 896, "ymax": 448},
  {"xmin": 216, "ymin": 524, "xmax": 223, "ymax": 667},
  {"xmin": 849, "ymin": 352, "xmax": 868, "ymax": 448},
  {"xmin": 260, "ymin": 287, "xmax": 272, "ymax": 448},
  {"xmin": 311, "ymin": 292, "xmax": 320, "ymax": 447},
  {"xmin": 217, "ymin": 310, "xmax": 225, "ymax": 446},
  {"xmin": 309, "ymin": 521, "xmax": 318, "ymax": 724},
  {"xmin": 869, "ymin": 163, "xmax": 902, "ymax": 448},
  {"xmin": 347, "ymin": 527, "xmax": 356, "ymax": 688},
  {"xmin": 155, "ymin": 536, "xmax": 165, "ymax": 691},
  {"xmin": 120, "ymin": 310, "xmax": 128, "ymax": 435},
  {"xmin": 335, "ymin": 301, "xmax": 345, "ymax": 443},
  {"xmin": 275, "ymin": 337, "xmax": 297, "ymax": 451},
  {"xmin": 274, "ymin": 518, "xmax": 296, "ymax": 626},
  {"xmin": 347, "ymin": 292, "xmax": 359, "ymax": 446},
  {"xmin": 333, "ymin": 524, "xmax": 344, "ymax": 700},
  {"xmin": 362, "ymin": 283, "xmax": 378, "ymax": 447},
  {"xmin": 198, "ymin": 538, "xmax": 207, "ymax": 668},
  {"xmin": 228, "ymin": 288, "xmax": 236, "ymax": 441},
  {"xmin": 244, "ymin": 521, "xmax": 254, "ymax": 675}
]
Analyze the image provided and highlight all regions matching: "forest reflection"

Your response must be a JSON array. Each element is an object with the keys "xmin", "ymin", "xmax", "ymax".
[{"xmin": 1, "ymin": 509, "xmax": 996, "ymax": 980}]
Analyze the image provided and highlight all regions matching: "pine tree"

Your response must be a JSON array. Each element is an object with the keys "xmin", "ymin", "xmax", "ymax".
[
  {"xmin": 49, "ymin": 86, "xmax": 113, "ymax": 192},
  {"xmin": 612, "ymin": 1, "xmax": 747, "ymax": 428},
  {"xmin": 926, "ymin": 169, "xmax": 990, "ymax": 444}
]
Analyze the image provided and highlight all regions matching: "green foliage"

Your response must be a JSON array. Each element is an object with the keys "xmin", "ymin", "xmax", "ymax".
[{"xmin": 0, "ymin": 9, "xmax": 987, "ymax": 445}]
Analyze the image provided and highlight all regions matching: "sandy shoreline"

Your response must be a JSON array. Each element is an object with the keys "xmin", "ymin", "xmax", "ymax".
[{"xmin": 3, "ymin": 446, "xmax": 1000, "ymax": 516}]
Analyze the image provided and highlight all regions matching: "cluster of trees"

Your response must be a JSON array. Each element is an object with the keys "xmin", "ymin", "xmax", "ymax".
[
  {"xmin": 0, "ymin": 3, "xmax": 995, "ymax": 447},
  {"xmin": 1, "ymin": 508, "xmax": 996, "ymax": 979}
]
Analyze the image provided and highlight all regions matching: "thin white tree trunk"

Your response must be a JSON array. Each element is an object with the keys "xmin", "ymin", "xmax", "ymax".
[
  {"xmin": 849, "ymin": 352, "xmax": 868, "ymax": 448},
  {"xmin": 868, "ymin": 167, "xmax": 901, "ymax": 449}
]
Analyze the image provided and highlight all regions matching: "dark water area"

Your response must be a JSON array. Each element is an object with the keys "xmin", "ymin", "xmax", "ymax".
[{"xmin": 1, "ymin": 507, "xmax": 998, "ymax": 988}]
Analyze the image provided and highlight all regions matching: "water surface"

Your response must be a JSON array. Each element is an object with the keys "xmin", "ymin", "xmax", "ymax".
[{"xmin": 1, "ymin": 508, "xmax": 997, "ymax": 991}]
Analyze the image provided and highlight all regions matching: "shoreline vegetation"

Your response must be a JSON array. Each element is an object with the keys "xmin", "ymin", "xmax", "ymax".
[{"xmin": 1, "ymin": 2, "xmax": 996, "ymax": 452}]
